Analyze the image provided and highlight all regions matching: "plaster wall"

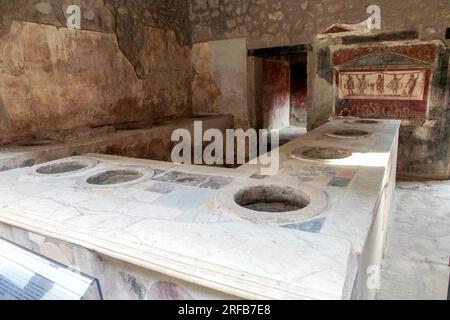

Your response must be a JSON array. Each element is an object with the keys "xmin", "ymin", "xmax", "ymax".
[
  {"xmin": 192, "ymin": 38, "xmax": 250, "ymax": 129},
  {"xmin": 0, "ymin": 1, "xmax": 192, "ymax": 145}
]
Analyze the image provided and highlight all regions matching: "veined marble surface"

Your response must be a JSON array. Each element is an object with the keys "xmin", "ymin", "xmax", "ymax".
[
  {"xmin": 0, "ymin": 119, "xmax": 400, "ymax": 300},
  {"xmin": 238, "ymin": 118, "xmax": 400, "ymax": 254}
]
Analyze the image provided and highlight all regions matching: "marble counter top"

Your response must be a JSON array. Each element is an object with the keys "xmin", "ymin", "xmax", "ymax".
[{"xmin": 0, "ymin": 119, "xmax": 400, "ymax": 300}]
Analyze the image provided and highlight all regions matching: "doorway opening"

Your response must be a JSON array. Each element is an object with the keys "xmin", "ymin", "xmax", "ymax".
[{"xmin": 248, "ymin": 45, "xmax": 309, "ymax": 146}]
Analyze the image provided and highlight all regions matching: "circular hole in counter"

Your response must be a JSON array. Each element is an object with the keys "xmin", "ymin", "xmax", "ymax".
[
  {"xmin": 325, "ymin": 129, "xmax": 370, "ymax": 138},
  {"xmin": 33, "ymin": 158, "xmax": 99, "ymax": 176},
  {"xmin": 234, "ymin": 185, "xmax": 310, "ymax": 213},
  {"xmin": 291, "ymin": 147, "xmax": 352, "ymax": 161},
  {"xmin": 345, "ymin": 119, "xmax": 380, "ymax": 125},
  {"xmin": 353, "ymin": 119, "xmax": 379, "ymax": 124},
  {"xmin": 217, "ymin": 183, "xmax": 328, "ymax": 224},
  {"xmin": 87, "ymin": 170, "xmax": 144, "ymax": 186},
  {"xmin": 36, "ymin": 161, "xmax": 89, "ymax": 175}
]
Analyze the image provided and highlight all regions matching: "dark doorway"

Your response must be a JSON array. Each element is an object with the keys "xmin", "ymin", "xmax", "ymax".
[
  {"xmin": 262, "ymin": 56, "xmax": 291, "ymax": 130},
  {"xmin": 290, "ymin": 54, "xmax": 308, "ymax": 128},
  {"xmin": 249, "ymin": 45, "xmax": 309, "ymax": 133}
]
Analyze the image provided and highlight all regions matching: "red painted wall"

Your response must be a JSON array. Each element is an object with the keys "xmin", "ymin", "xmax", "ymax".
[{"xmin": 262, "ymin": 58, "xmax": 291, "ymax": 129}]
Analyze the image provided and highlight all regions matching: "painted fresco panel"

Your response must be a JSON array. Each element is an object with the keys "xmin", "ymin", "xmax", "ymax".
[
  {"xmin": 335, "ymin": 68, "xmax": 430, "ymax": 119},
  {"xmin": 338, "ymin": 70, "xmax": 427, "ymax": 101},
  {"xmin": 332, "ymin": 44, "xmax": 437, "ymax": 120}
]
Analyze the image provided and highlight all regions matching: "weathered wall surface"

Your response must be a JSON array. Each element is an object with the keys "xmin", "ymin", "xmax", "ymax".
[
  {"xmin": 190, "ymin": 0, "xmax": 450, "ymax": 48},
  {"xmin": 396, "ymin": 46, "xmax": 450, "ymax": 180},
  {"xmin": 0, "ymin": 0, "xmax": 115, "ymax": 35},
  {"xmin": 192, "ymin": 38, "xmax": 249, "ymax": 128},
  {"xmin": 106, "ymin": 0, "xmax": 191, "ymax": 78},
  {"xmin": 0, "ymin": 1, "xmax": 192, "ymax": 145},
  {"xmin": 0, "ymin": 21, "xmax": 141, "ymax": 143}
]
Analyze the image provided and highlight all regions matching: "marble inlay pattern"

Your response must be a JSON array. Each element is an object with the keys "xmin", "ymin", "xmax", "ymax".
[
  {"xmin": 153, "ymin": 171, "xmax": 233, "ymax": 190},
  {"xmin": 284, "ymin": 164, "xmax": 357, "ymax": 188},
  {"xmin": 199, "ymin": 176, "xmax": 234, "ymax": 190},
  {"xmin": 79, "ymin": 166, "xmax": 155, "ymax": 188},
  {"xmin": 283, "ymin": 218, "xmax": 327, "ymax": 234},
  {"xmin": 147, "ymin": 182, "xmax": 177, "ymax": 195},
  {"xmin": 153, "ymin": 171, "xmax": 209, "ymax": 186},
  {"xmin": 327, "ymin": 177, "xmax": 353, "ymax": 188}
]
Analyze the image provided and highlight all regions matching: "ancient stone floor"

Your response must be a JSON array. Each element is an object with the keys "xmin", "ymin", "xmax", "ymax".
[{"xmin": 378, "ymin": 180, "xmax": 450, "ymax": 300}]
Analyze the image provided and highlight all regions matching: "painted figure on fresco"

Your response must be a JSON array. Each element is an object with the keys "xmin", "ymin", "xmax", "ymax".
[
  {"xmin": 339, "ymin": 70, "xmax": 426, "ymax": 101},
  {"xmin": 344, "ymin": 75, "xmax": 355, "ymax": 95},
  {"xmin": 376, "ymin": 74, "xmax": 385, "ymax": 95},
  {"xmin": 388, "ymin": 74, "xmax": 403, "ymax": 95},
  {"xmin": 356, "ymin": 75, "xmax": 369, "ymax": 95},
  {"xmin": 406, "ymin": 73, "xmax": 419, "ymax": 97}
]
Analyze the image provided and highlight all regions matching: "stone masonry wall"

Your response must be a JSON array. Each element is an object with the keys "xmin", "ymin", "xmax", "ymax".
[{"xmin": 190, "ymin": 0, "xmax": 450, "ymax": 48}]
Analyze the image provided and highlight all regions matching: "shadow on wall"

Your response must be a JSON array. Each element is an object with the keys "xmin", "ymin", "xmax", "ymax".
[{"xmin": 0, "ymin": 97, "xmax": 11, "ymax": 135}]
